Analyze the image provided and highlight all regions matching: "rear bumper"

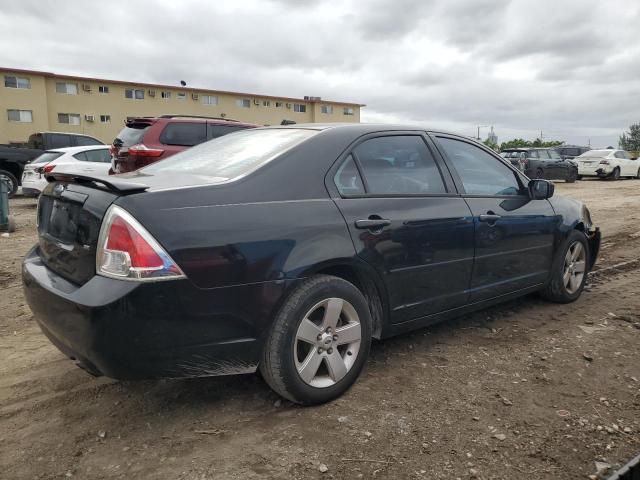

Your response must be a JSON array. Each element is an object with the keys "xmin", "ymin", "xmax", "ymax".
[
  {"xmin": 22, "ymin": 246, "xmax": 292, "ymax": 379},
  {"xmin": 578, "ymin": 165, "xmax": 612, "ymax": 176}
]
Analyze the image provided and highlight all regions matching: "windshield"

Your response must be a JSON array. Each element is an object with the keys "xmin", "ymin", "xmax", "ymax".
[
  {"xmin": 115, "ymin": 124, "xmax": 151, "ymax": 147},
  {"xmin": 142, "ymin": 128, "xmax": 318, "ymax": 180},
  {"xmin": 30, "ymin": 151, "xmax": 63, "ymax": 164}
]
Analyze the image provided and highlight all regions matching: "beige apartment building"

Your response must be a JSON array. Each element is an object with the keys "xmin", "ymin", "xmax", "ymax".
[{"xmin": 0, "ymin": 67, "xmax": 364, "ymax": 145}]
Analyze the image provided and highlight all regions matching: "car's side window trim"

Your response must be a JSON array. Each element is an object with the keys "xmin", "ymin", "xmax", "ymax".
[
  {"xmin": 328, "ymin": 131, "xmax": 457, "ymax": 199},
  {"xmin": 429, "ymin": 133, "xmax": 528, "ymax": 198}
]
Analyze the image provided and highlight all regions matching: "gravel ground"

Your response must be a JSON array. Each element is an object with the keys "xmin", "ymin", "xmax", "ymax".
[{"xmin": 1, "ymin": 179, "xmax": 639, "ymax": 480}]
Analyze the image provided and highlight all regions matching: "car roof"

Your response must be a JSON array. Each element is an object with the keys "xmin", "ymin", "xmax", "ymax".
[
  {"xmin": 33, "ymin": 131, "xmax": 102, "ymax": 139},
  {"xmin": 258, "ymin": 123, "xmax": 472, "ymax": 137},
  {"xmin": 127, "ymin": 115, "xmax": 259, "ymax": 127},
  {"xmin": 47, "ymin": 145, "xmax": 110, "ymax": 154}
]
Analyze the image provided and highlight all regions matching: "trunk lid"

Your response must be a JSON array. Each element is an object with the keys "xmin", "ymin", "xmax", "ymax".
[{"xmin": 36, "ymin": 177, "xmax": 147, "ymax": 285}]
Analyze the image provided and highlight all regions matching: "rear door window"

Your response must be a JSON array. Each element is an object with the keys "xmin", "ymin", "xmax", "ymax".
[
  {"xmin": 48, "ymin": 134, "xmax": 71, "ymax": 149},
  {"xmin": 436, "ymin": 137, "xmax": 522, "ymax": 196},
  {"xmin": 77, "ymin": 149, "xmax": 111, "ymax": 163},
  {"xmin": 353, "ymin": 136, "xmax": 446, "ymax": 195},
  {"xmin": 207, "ymin": 124, "xmax": 249, "ymax": 139},
  {"xmin": 160, "ymin": 122, "xmax": 207, "ymax": 146},
  {"xmin": 527, "ymin": 150, "xmax": 538, "ymax": 159},
  {"xmin": 75, "ymin": 136, "xmax": 102, "ymax": 146},
  {"xmin": 334, "ymin": 154, "xmax": 365, "ymax": 196},
  {"xmin": 537, "ymin": 150, "xmax": 551, "ymax": 159}
]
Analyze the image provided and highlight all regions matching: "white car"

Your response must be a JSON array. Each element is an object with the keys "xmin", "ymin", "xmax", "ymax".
[
  {"xmin": 575, "ymin": 149, "xmax": 640, "ymax": 180},
  {"xmin": 21, "ymin": 145, "xmax": 112, "ymax": 196}
]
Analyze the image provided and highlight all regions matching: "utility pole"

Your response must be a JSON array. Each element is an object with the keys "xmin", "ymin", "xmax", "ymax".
[{"xmin": 477, "ymin": 125, "xmax": 489, "ymax": 140}]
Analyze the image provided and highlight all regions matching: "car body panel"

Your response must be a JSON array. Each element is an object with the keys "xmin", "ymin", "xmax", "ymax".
[
  {"xmin": 576, "ymin": 149, "xmax": 638, "ymax": 178},
  {"xmin": 22, "ymin": 124, "xmax": 601, "ymax": 381}
]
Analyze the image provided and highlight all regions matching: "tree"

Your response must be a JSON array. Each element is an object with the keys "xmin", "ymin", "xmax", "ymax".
[
  {"xmin": 483, "ymin": 138, "xmax": 499, "ymax": 151},
  {"xmin": 619, "ymin": 122, "xmax": 640, "ymax": 151},
  {"xmin": 499, "ymin": 138, "xmax": 564, "ymax": 150}
]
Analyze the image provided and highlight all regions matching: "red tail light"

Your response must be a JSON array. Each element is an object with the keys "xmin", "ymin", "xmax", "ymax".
[
  {"xmin": 96, "ymin": 205, "xmax": 184, "ymax": 281},
  {"xmin": 128, "ymin": 144, "xmax": 164, "ymax": 158},
  {"xmin": 41, "ymin": 164, "xmax": 56, "ymax": 173}
]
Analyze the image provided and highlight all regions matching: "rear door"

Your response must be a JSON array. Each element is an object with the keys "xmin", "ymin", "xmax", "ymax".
[
  {"xmin": 158, "ymin": 122, "xmax": 207, "ymax": 155},
  {"xmin": 69, "ymin": 148, "xmax": 112, "ymax": 176},
  {"xmin": 330, "ymin": 132, "xmax": 474, "ymax": 323},
  {"xmin": 432, "ymin": 135, "xmax": 557, "ymax": 302},
  {"xmin": 207, "ymin": 123, "xmax": 250, "ymax": 139}
]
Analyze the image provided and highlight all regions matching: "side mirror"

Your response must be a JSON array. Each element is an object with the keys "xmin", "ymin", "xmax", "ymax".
[{"xmin": 528, "ymin": 179, "xmax": 554, "ymax": 200}]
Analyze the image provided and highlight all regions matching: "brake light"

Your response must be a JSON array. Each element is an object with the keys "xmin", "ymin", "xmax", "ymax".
[
  {"xmin": 128, "ymin": 144, "xmax": 164, "ymax": 158},
  {"xmin": 599, "ymin": 160, "xmax": 610, "ymax": 165},
  {"xmin": 96, "ymin": 205, "xmax": 185, "ymax": 281},
  {"xmin": 39, "ymin": 164, "xmax": 56, "ymax": 174}
]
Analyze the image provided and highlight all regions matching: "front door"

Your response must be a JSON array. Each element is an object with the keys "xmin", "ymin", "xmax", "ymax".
[
  {"xmin": 330, "ymin": 133, "xmax": 475, "ymax": 323},
  {"xmin": 433, "ymin": 135, "xmax": 557, "ymax": 302}
]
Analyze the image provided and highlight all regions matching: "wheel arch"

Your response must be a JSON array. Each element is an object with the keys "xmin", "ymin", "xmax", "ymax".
[{"xmin": 304, "ymin": 259, "xmax": 388, "ymax": 340}]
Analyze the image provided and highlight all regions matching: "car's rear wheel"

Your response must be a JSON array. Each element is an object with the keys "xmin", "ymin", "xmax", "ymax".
[
  {"xmin": 260, "ymin": 275, "xmax": 372, "ymax": 405},
  {"xmin": 540, "ymin": 230, "xmax": 589, "ymax": 303},
  {"xmin": 609, "ymin": 167, "xmax": 620, "ymax": 180},
  {"xmin": 636, "ymin": 167, "xmax": 640, "ymax": 179},
  {"xmin": 536, "ymin": 168, "xmax": 544, "ymax": 179},
  {"xmin": 576, "ymin": 175, "xmax": 583, "ymax": 180},
  {"xmin": 0, "ymin": 170, "xmax": 18, "ymax": 198}
]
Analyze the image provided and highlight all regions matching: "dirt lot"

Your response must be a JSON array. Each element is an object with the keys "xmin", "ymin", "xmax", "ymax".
[{"xmin": 1, "ymin": 179, "xmax": 639, "ymax": 480}]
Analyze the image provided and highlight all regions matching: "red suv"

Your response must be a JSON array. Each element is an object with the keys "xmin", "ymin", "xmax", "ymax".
[{"xmin": 110, "ymin": 115, "xmax": 259, "ymax": 174}]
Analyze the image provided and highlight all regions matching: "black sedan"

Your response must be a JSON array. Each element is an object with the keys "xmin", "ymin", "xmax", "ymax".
[
  {"xmin": 501, "ymin": 148, "xmax": 579, "ymax": 182},
  {"xmin": 23, "ymin": 124, "xmax": 601, "ymax": 405}
]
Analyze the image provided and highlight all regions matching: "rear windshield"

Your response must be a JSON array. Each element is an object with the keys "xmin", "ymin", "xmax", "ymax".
[
  {"xmin": 115, "ymin": 124, "xmax": 151, "ymax": 147},
  {"xmin": 142, "ymin": 128, "xmax": 317, "ymax": 180},
  {"xmin": 30, "ymin": 151, "xmax": 63, "ymax": 164}
]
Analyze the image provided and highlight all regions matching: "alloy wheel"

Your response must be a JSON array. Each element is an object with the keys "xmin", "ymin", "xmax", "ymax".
[
  {"xmin": 563, "ymin": 241, "xmax": 586, "ymax": 294},
  {"xmin": 294, "ymin": 297, "xmax": 361, "ymax": 388}
]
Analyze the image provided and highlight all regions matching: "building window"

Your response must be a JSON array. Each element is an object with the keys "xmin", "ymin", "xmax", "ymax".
[
  {"xmin": 56, "ymin": 82, "xmax": 78, "ymax": 95},
  {"xmin": 100, "ymin": 114, "xmax": 111, "ymax": 123},
  {"xmin": 4, "ymin": 75, "xmax": 30, "ymax": 89},
  {"xmin": 7, "ymin": 109, "xmax": 33, "ymax": 122},
  {"xmin": 321, "ymin": 105, "xmax": 333, "ymax": 114},
  {"xmin": 202, "ymin": 95, "xmax": 218, "ymax": 106},
  {"xmin": 343, "ymin": 107, "xmax": 354, "ymax": 116},
  {"xmin": 125, "ymin": 88, "xmax": 144, "ymax": 100},
  {"xmin": 275, "ymin": 101, "xmax": 283, "ymax": 108},
  {"xmin": 98, "ymin": 85, "xmax": 109, "ymax": 94},
  {"xmin": 161, "ymin": 91, "xmax": 171, "ymax": 99},
  {"xmin": 176, "ymin": 92, "xmax": 186, "ymax": 100},
  {"xmin": 58, "ymin": 113, "xmax": 81, "ymax": 125},
  {"xmin": 294, "ymin": 104, "xmax": 306, "ymax": 113},
  {"xmin": 263, "ymin": 100, "xmax": 271, "ymax": 107},
  {"xmin": 236, "ymin": 98, "xmax": 251, "ymax": 108}
]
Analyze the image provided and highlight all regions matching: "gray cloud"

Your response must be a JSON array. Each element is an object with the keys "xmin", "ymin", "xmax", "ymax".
[{"xmin": 0, "ymin": 0, "xmax": 638, "ymax": 146}]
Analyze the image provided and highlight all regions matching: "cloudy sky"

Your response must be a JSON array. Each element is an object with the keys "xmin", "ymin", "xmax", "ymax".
[{"xmin": 2, "ymin": 0, "xmax": 639, "ymax": 147}]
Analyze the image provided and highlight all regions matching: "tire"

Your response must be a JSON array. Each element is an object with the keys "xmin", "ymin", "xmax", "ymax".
[
  {"xmin": 609, "ymin": 167, "xmax": 620, "ymax": 181},
  {"xmin": 536, "ymin": 168, "xmax": 544, "ymax": 179},
  {"xmin": 636, "ymin": 168, "xmax": 640, "ymax": 179},
  {"xmin": 566, "ymin": 170, "xmax": 577, "ymax": 183},
  {"xmin": 576, "ymin": 175, "xmax": 583, "ymax": 180},
  {"xmin": 540, "ymin": 230, "xmax": 590, "ymax": 303},
  {"xmin": 0, "ymin": 170, "xmax": 18, "ymax": 198},
  {"xmin": 260, "ymin": 275, "xmax": 372, "ymax": 405}
]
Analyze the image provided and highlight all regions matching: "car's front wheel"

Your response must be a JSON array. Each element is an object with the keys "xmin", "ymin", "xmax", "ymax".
[
  {"xmin": 260, "ymin": 275, "xmax": 372, "ymax": 405},
  {"xmin": 566, "ymin": 170, "xmax": 577, "ymax": 183},
  {"xmin": 540, "ymin": 230, "xmax": 590, "ymax": 303}
]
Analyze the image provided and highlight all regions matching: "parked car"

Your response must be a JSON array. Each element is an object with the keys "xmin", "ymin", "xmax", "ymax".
[
  {"xmin": 500, "ymin": 148, "xmax": 578, "ymax": 182},
  {"xmin": 110, "ymin": 115, "xmax": 259, "ymax": 174},
  {"xmin": 23, "ymin": 124, "xmax": 601, "ymax": 405},
  {"xmin": 575, "ymin": 149, "xmax": 640, "ymax": 180},
  {"xmin": 21, "ymin": 145, "xmax": 112, "ymax": 197},
  {"xmin": 0, "ymin": 132, "xmax": 103, "ymax": 197},
  {"xmin": 555, "ymin": 145, "xmax": 590, "ymax": 160}
]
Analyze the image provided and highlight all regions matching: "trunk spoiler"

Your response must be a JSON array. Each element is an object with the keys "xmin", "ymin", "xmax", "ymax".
[{"xmin": 45, "ymin": 173, "xmax": 149, "ymax": 193}]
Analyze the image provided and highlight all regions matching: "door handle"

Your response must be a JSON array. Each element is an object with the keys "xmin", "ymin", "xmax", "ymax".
[
  {"xmin": 355, "ymin": 218, "xmax": 391, "ymax": 229},
  {"xmin": 479, "ymin": 214, "xmax": 501, "ymax": 223}
]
